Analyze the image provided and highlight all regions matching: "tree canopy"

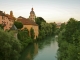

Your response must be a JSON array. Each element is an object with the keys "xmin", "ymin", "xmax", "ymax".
[
  {"xmin": 0, "ymin": 28, "xmax": 21, "ymax": 60},
  {"xmin": 30, "ymin": 28, "xmax": 35, "ymax": 39},
  {"xmin": 14, "ymin": 21, "xmax": 23, "ymax": 29},
  {"xmin": 57, "ymin": 18, "xmax": 80, "ymax": 60},
  {"xmin": 35, "ymin": 17, "xmax": 46, "ymax": 29}
]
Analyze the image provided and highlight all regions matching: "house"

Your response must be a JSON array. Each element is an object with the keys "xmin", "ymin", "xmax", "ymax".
[
  {"xmin": 0, "ymin": 11, "xmax": 14, "ymax": 30},
  {"xmin": 17, "ymin": 8, "xmax": 39, "ymax": 39}
]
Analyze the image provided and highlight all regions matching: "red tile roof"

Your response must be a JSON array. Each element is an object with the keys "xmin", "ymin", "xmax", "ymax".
[
  {"xmin": 17, "ymin": 17, "xmax": 38, "ymax": 26},
  {"xmin": 5, "ymin": 14, "xmax": 13, "ymax": 19},
  {"xmin": 5, "ymin": 14, "xmax": 15, "ymax": 22}
]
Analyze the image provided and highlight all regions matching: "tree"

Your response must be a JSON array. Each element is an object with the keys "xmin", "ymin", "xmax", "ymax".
[
  {"xmin": 17, "ymin": 28, "xmax": 33, "ymax": 50},
  {"xmin": 50, "ymin": 22, "xmax": 57, "ymax": 35},
  {"xmin": 57, "ymin": 18, "xmax": 80, "ymax": 60},
  {"xmin": 30, "ymin": 28, "xmax": 35, "ymax": 39},
  {"xmin": 35, "ymin": 17, "xmax": 46, "ymax": 29},
  {"xmin": 14, "ymin": 21, "xmax": 23, "ymax": 29},
  {"xmin": 0, "ymin": 28, "xmax": 21, "ymax": 60},
  {"xmin": 0, "ymin": 24, "xmax": 4, "ymax": 29}
]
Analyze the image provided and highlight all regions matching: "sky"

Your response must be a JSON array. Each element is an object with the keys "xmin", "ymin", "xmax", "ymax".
[{"xmin": 0, "ymin": 0, "xmax": 80, "ymax": 23}]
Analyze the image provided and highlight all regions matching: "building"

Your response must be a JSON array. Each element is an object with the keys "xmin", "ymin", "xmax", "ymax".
[
  {"xmin": 0, "ymin": 11, "xmax": 14, "ymax": 30},
  {"xmin": 29, "ymin": 7, "xmax": 36, "ymax": 22},
  {"xmin": 17, "ymin": 8, "xmax": 39, "ymax": 39}
]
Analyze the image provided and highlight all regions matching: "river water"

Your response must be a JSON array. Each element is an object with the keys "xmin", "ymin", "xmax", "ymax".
[{"xmin": 19, "ymin": 36, "xmax": 58, "ymax": 60}]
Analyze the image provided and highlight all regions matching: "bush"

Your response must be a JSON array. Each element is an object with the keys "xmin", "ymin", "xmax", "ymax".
[
  {"xmin": 17, "ymin": 28, "xmax": 33, "ymax": 50},
  {"xmin": 0, "ymin": 28, "xmax": 21, "ymax": 60}
]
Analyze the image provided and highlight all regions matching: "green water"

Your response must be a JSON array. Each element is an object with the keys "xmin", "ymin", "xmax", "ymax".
[{"xmin": 19, "ymin": 36, "xmax": 58, "ymax": 60}]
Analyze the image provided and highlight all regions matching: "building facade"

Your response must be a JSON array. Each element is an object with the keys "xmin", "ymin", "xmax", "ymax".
[{"xmin": 0, "ymin": 11, "xmax": 14, "ymax": 30}]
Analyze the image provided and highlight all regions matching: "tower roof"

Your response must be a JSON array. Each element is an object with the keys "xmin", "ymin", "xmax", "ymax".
[{"xmin": 30, "ymin": 7, "xmax": 35, "ymax": 14}]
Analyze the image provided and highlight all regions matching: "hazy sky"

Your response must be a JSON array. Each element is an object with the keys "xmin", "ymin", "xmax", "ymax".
[{"xmin": 0, "ymin": 0, "xmax": 80, "ymax": 23}]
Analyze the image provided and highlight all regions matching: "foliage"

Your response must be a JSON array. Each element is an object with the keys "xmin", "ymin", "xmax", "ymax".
[
  {"xmin": 17, "ymin": 28, "xmax": 33, "ymax": 50},
  {"xmin": 0, "ymin": 24, "xmax": 4, "ymax": 29},
  {"xmin": 35, "ymin": 17, "xmax": 46, "ymax": 29},
  {"xmin": 0, "ymin": 28, "xmax": 21, "ymax": 60},
  {"xmin": 35, "ymin": 17, "xmax": 57, "ymax": 40},
  {"xmin": 59, "ymin": 22, "xmax": 66, "ymax": 32},
  {"xmin": 50, "ymin": 22, "xmax": 57, "ymax": 34},
  {"xmin": 57, "ymin": 18, "xmax": 80, "ymax": 60},
  {"xmin": 37, "ymin": 21, "xmax": 57, "ymax": 40},
  {"xmin": 30, "ymin": 28, "xmax": 35, "ymax": 39},
  {"xmin": 14, "ymin": 21, "xmax": 23, "ymax": 29}
]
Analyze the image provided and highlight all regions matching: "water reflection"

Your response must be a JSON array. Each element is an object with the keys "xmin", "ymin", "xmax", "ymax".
[{"xmin": 19, "ymin": 36, "xmax": 58, "ymax": 60}]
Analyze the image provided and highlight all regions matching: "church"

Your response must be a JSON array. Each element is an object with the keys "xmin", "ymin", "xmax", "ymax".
[{"xmin": 17, "ymin": 8, "xmax": 39, "ymax": 39}]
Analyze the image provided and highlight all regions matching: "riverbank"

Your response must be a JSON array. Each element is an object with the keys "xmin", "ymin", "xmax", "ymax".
[{"xmin": 19, "ymin": 36, "xmax": 58, "ymax": 60}]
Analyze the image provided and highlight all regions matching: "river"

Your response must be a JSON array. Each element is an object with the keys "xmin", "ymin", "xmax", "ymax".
[{"xmin": 19, "ymin": 36, "xmax": 58, "ymax": 60}]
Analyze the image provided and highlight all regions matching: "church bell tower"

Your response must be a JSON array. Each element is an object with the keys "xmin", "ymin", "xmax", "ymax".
[{"xmin": 29, "ymin": 7, "xmax": 36, "ymax": 22}]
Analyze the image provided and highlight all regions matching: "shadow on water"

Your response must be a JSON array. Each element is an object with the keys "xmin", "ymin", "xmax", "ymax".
[{"xmin": 19, "ymin": 36, "xmax": 58, "ymax": 60}]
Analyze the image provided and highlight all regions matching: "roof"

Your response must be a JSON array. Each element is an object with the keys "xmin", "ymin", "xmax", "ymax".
[
  {"xmin": 30, "ymin": 7, "xmax": 35, "ymax": 14},
  {"xmin": 5, "ymin": 14, "xmax": 13, "ymax": 19},
  {"xmin": 10, "ymin": 25, "xmax": 17, "ymax": 30},
  {"xmin": 5, "ymin": 14, "xmax": 15, "ymax": 22},
  {"xmin": 17, "ymin": 17, "xmax": 38, "ymax": 26},
  {"xmin": 30, "ymin": 11, "xmax": 35, "ymax": 14}
]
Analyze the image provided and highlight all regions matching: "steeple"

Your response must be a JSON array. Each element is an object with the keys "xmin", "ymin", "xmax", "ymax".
[{"xmin": 29, "ymin": 7, "xmax": 36, "ymax": 22}]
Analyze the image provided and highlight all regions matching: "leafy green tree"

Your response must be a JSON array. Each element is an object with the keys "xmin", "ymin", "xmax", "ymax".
[
  {"xmin": 35, "ymin": 17, "xmax": 57, "ymax": 40},
  {"xmin": 17, "ymin": 28, "xmax": 33, "ymax": 50},
  {"xmin": 14, "ymin": 21, "xmax": 23, "ymax": 29},
  {"xmin": 0, "ymin": 28, "xmax": 21, "ymax": 60},
  {"xmin": 50, "ymin": 22, "xmax": 57, "ymax": 35},
  {"xmin": 57, "ymin": 18, "xmax": 80, "ymax": 60},
  {"xmin": 0, "ymin": 24, "xmax": 4, "ymax": 29},
  {"xmin": 30, "ymin": 28, "xmax": 35, "ymax": 39},
  {"xmin": 35, "ymin": 17, "xmax": 46, "ymax": 29},
  {"xmin": 17, "ymin": 28, "xmax": 29, "ymax": 41},
  {"xmin": 59, "ymin": 23, "xmax": 66, "ymax": 32}
]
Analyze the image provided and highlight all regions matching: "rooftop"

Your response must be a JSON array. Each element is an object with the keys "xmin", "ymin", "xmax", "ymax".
[{"xmin": 17, "ymin": 16, "xmax": 38, "ymax": 26}]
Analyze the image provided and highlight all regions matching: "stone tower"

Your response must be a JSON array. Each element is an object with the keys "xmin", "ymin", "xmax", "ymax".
[
  {"xmin": 10, "ymin": 11, "xmax": 13, "ymax": 17},
  {"xmin": 29, "ymin": 7, "xmax": 36, "ymax": 22}
]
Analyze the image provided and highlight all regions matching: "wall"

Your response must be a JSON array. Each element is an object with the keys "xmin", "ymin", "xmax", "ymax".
[
  {"xmin": 0, "ymin": 16, "xmax": 2, "ymax": 24},
  {"xmin": 22, "ymin": 25, "xmax": 39, "ymax": 39},
  {"xmin": 0, "ymin": 15, "xmax": 13, "ymax": 30}
]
